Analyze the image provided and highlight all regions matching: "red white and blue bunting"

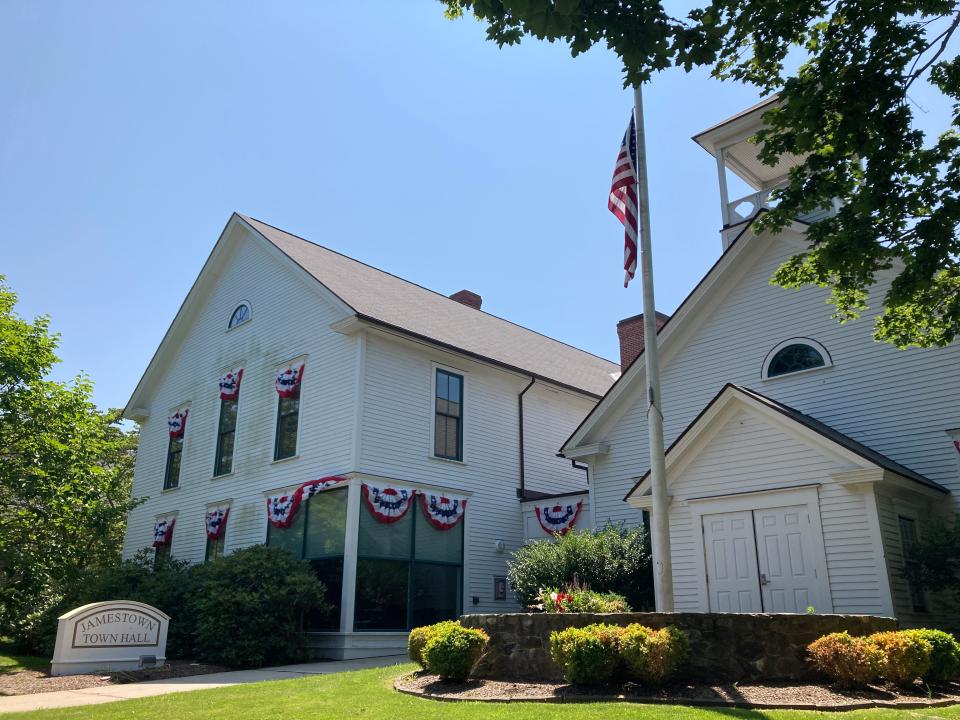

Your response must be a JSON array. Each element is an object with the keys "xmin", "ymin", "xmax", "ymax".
[
  {"xmin": 953, "ymin": 438, "xmax": 960, "ymax": 455},
  {"xmin": 167, "ymin": 408, "xmax": 188, "ymax": 438},
  {"xmin": 266, "ymin": 476, "xmax": 347, "ymax": 529},
  {"xmin": 218, "ymin": 368, "xmax": 243, "ymax": 401},
  {"xmin": 275, "ymin": 364, "xmax": 305, "ymax": 398},
  {"xmin": 535, "ymin": 501, "xmax": 583, "ymax": 536},
  {"xmin": 205, "ymin": 505, "xmax": 230, "ymax": 540},
  {"xmin": 362, "ymin": 483, "xmax": 416, "ymax": 524},
  {"xmin": 153, "ymin": 517, "xmax": 176, "ymax": 547},
  {"xmin": 419, "ymin": 492, "xmax": 467, "ymax": 530}
]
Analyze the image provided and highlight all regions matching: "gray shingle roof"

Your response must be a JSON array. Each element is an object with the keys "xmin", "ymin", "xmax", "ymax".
[{"xmin": 243, "ymin": 216, "xmax": 619, "ymax": 397}]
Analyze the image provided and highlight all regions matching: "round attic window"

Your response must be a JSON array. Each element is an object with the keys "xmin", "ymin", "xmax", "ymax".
[
  {"xmin": 762, "ymin": 338, "xmax": 831, "ymax": 379},
  {"xmin": 228, "ymin": 303, "xmax": 251, "ymax": 329}
]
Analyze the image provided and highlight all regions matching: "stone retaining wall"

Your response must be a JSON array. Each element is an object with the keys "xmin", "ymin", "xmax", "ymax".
[{"xmin": 461, "ymin": 612, "xmax": 897, "ymax": 682}]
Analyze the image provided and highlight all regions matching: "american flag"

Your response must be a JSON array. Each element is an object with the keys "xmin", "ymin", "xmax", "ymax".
[{"xmin": 608, "ymin": 112, "xmax": 638, "ymax": 287}]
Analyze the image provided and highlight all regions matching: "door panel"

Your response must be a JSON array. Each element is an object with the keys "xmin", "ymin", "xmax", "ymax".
[
  {"xmin": 702, "ymin": 511, "xmax": 762, "ymax": 612},
  {"xmin": 753, "ymin": 505, "xmax": 821, "ymax": 613}
]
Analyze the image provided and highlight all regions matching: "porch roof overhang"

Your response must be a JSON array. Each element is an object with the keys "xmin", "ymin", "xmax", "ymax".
[{"xmin": 623, "ymin": 384, "xmax": 948, "ymax": 504}]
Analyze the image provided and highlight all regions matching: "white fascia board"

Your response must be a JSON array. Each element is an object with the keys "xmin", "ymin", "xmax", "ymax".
[{"xmin": 562, "ymin": 443, "xmax": 609, "ymax": 460}]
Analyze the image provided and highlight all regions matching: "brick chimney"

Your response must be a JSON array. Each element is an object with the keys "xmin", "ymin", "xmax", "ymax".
[
  {"xmin": 449, "ymin": 289, "xmax": 482, "ymax": 310},
  {"xmin": 616, "ymin": 312, "xmax": 669, "ymax": 370}
]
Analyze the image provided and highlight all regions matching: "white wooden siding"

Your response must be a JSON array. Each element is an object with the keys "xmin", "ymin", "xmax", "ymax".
[
  {"xmin": 665, "ymin": 407, "xmax": 888, "ymax": 613},
  {"xmin": 359, "ymin": 331, "xmax": 591, "ymax": 613},
  {"xmin": 522, "ymin": 384, "xmax": 594, "ymax": 496},
  {"xmin": 591, "ymin": 231, "xmax": 960, "ymax": 536},
  {"xmin": 123, "ymin": 226, "xmax": 358, "ymax": 563}
]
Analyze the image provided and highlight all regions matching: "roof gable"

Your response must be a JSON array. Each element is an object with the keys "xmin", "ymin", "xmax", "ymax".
[
  {"xmin": 624, "ymin": 384, "xmax": 946, "ymax": 501},
  {"xmin": 242, "ymin": 216, "xmax": 618, "ymax": 396}
]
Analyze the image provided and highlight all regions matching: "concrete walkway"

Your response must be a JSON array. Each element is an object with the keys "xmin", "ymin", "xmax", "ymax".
[{"xmin": 0, "ymin": 655, "xmax": 407, "ymax": 715}]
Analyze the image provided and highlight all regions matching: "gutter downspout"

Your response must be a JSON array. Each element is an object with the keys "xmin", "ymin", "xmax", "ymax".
[{"xmin": 516, "ymin": 378, "xmax": 536, "ymax": 499}]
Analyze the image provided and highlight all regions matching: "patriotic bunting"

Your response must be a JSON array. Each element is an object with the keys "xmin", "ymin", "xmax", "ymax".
[
  {"xmin": 953, "ymin": 439, "xmax": 960, "ymax": 455},
  {"xmin": 419, "ymin": 492, "xmax": 467, "ymax": 530},
  {"xmin": 218, "ymin": 368, "xmax": 243, "ymax": 401},
  {"xmin": 167, "ymin": 408, "xmax": 188, "ymax": 438},
  {"xmin": 205, "ymin": 505, "xmax": 230, "ymax": 540},
  {"xmin": 362, "ymin": 483, "xmax": 416, "ymax": 523},
  {"xmin": 266, "ymin": 490, "xmax": 300, "ymax": 529},
  {"xmin": 535, "ymin": 501, "xmax": 583, "ymax": 536},
  {"xmin": 265, "ymin": 476, "xmax": 347, "ymax": 528},
  {"xmin": 276, "ymin": 364, "xmax": 305, "ymax": 398},
  {"xmin": 153, "ymin": 517, "xmax": 176, "ymax": 547}
]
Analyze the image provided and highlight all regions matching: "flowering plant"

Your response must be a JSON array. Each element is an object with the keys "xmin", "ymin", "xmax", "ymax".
[{"xmin": 533, "ymin": 577, "xmax": 630, "ymax": 614}]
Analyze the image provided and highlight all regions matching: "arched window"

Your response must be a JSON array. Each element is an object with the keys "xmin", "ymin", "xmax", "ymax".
[
  {"xmin": 762, "ymin": 338, "xmax": 831, "ymax": 379},
  {"xmin": 228, "ymin": 303, "xmax": 250, "ymax": 329}
]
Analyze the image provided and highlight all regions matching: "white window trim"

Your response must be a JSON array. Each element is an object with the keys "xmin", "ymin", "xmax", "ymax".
[
  {"xmin": 761, "ymin": 337, "xmax": 833, "ymax": 381},
  {"xmin": 213, "ymin": 364, "xmax": 244, "ymax": 479},
  {"xmin": 273, "ymin": 355, "xmax": 308, "ymax": 462},
  {"xmin": 226, "ymin": 301, "xmax": 252, "ymax": 331},
  {"xmin": 163, "ymin": 402, "xmax": 191, "ymax": 492},
  {"xmin": 686, "ymin": 484, "xmax": 834, "ymax": 613},
  {"xmin": 429, "ymin": 362, "xmax": 468, "ymax": 464}
]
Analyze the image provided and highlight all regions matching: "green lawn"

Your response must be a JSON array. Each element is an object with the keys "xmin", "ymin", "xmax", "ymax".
[
  {"xmin": 5, "ymin": 663, "xmax": 960, "ymax": 720},
  {"xmin": 0, "ymin": 642, "xmax": 48, "ymax": 674}
]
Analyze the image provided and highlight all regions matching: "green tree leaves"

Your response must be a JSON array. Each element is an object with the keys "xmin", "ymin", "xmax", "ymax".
[
  {"xmin": 442, "ymin": 0, "xmax": 960, "ymax": 348},
  {"xmin": 0, "ymin": 277, "xmax": 139, "ymax": 636}
]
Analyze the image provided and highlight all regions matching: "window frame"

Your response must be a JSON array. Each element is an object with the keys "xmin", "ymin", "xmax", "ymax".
[
  {"xmin": 761, "ymin": 337, "xmax": 832, "ymax": 381},
  {"xmin": 353, "ymin": 498, "xmax": 464, "ymax": 632},
  {"xmin": 896, "ymin": 513, "xmax": 928, "ymax": 613},
  {"xmin": 213, "ymin": 394, "xmax": 240, "ymax": 477},
  {"xmin": 205, "ymin": 533, "xmax": 225, "ymax": 562},
  {"xmin": 163, "ymin": 432, "xmax": 187, "ymax": 492},
  {"xmin": 227, "ymin": 302, "xmax": 251, "ymax": 330},
  {"xmin": 432, "ymin": 366, "xmax": 465, "ymax": 462},
  {"xmin": 273, "ymin": 358, "xmax": 306, "ymax": 462}
]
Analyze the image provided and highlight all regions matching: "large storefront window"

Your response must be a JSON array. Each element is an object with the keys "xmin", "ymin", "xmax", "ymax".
[
  {"xmin": 267, "ymin": 487, "xmax": 347, "ymax": 630},
  {"xmin": 354, "ymin": 500, "xmax": 463, "ymax": 632}
]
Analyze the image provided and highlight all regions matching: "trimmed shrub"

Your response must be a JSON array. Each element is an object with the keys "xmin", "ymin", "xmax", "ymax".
[
  {"xmin": 905, "ymin": 629, "xmax": 960, "ymax": 683},
  {"xmin": 808, "ymin": 632, "xmax": 885, "ymax": 688},
  {"xmin": 422, "ymin": 623, "xmax": 489, "ymax": 681},
  {"xmin": 869, "ymin": 630, "xmax": 932, "ymax": 686},
  {"xmin": 188, "ymin": 545, "xmax": 327, "ymax": 668},
  {"xmin": 620, "ymin": 624, "xmax": 689, "ymax": 686},
  {"xmin": 550, "ymin": 623, "xmax": 622, "ymax": 684},
  {"xmin": 537, "ymin": 585, "xmax": 631, "ymax": 613},
  {"xmin": 15, "ymin": 550, "xmax": 195, "ymax": 658},
  {"xmin": 408, "ymin": 621, "xmax": 458, "ymax": 668},
  {"xmin": 508, "ymin": 525, "xmax": 653, "ymax": 610}
]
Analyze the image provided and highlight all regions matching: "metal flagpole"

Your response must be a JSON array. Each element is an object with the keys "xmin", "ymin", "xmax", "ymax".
[{"xmin": 633, "ymin": 83, "xmax": 674, "ymax": 612}]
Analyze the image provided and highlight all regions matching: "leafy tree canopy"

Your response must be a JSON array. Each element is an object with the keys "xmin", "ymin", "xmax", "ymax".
[
  {"xmin": 443, "ymin": 0, "xmax": 960, "ymax": 348},
  {"xmin": 0, "ymin": 277, "xmax": 139, "ymax": 636}
]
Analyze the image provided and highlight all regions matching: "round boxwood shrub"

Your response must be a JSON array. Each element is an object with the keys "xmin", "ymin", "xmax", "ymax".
[
  {"xmin": 550, "ymin": 623, "xmax": 622, "ymax": 684},
  {"xmin": 422, "ymin": 623, "xmax": 489, "ymax": 681},
  {"xmin": 408, "ymin": 620, "xmax": 458, "ymax": 668},
  {"xmin": 905, "ymin": 629, "xmax": 960, "ymax": 683},
  {"xmin": 188, "ymin": 545, "xmax": 327, "ymax": 668},
  {"xmin": 869, "ymin": 630, "xmax": 932, "ymax": 686},
  {"xmin": 620, "ymin": 624, "xmax": 689, "ymax": 686},
  {"xmin": 808, "ymin": 632, "xmax": 885, "ymax": 688}
]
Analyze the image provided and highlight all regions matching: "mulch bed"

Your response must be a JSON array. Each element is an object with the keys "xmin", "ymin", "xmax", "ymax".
[
  {"xmin": 0, "ymin": 660, "xmax": 228, "ymax": 696},
  {"xmin": 396, "ymin": 672, "xmax": 960, "ymax": 711}
]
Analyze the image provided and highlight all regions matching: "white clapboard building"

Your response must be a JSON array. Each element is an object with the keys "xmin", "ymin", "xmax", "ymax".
[
  {"xmin": 562, "ymin": 98, "xmax": 960, "ymax": 627},
  {"xmin": 123, "ymin": 213, "xmax": 618, "ymax": 658}
]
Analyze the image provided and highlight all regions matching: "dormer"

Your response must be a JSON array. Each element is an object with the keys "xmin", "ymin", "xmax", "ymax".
[{"xmin": 695, "ymin": 96, "xmax": 836, "ymax": 249}]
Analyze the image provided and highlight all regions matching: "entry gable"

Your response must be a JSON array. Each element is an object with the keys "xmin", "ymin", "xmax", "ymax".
[{"xmin": 624, "ymin": 384, "xmax": 947, "ymax": 504}]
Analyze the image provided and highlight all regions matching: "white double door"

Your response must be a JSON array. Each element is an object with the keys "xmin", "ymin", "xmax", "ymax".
[{"xmin": 702, "ymin": 505, "xmax": 824, "ymax": 613}]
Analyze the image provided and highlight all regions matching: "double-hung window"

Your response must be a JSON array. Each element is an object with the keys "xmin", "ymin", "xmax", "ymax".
[
  {"xmin": 164, "ymin": 436, "xmax": 183, "ymax": 490},
  {"xmin": 275, "ymin": 395, "xmax": 300, "ymax": 460},
  {"xmin": 214, "ymin": 395, "xmax": 239, "ymax": 476},
  {"xmin": 898, "ymin": 515, "xmax": 927, "ymax": 612},
  {"xmin": 434, "ymin": 369, "xmax": 463, "ymax": 461},
  {"xmin": 205, "ymin": 533, "xmax": 225, "ymax": 561}
]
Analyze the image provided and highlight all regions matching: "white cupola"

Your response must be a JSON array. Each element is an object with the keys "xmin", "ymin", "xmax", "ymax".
[{"xmin": 694, "ymin": 96, "xmax": 834, "ymax": 249}]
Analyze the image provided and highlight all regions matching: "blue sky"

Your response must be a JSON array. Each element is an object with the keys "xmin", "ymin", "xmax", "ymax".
[{"xmin": 1, "ymin": 2, "xmax": 951, "ymax": 411}]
